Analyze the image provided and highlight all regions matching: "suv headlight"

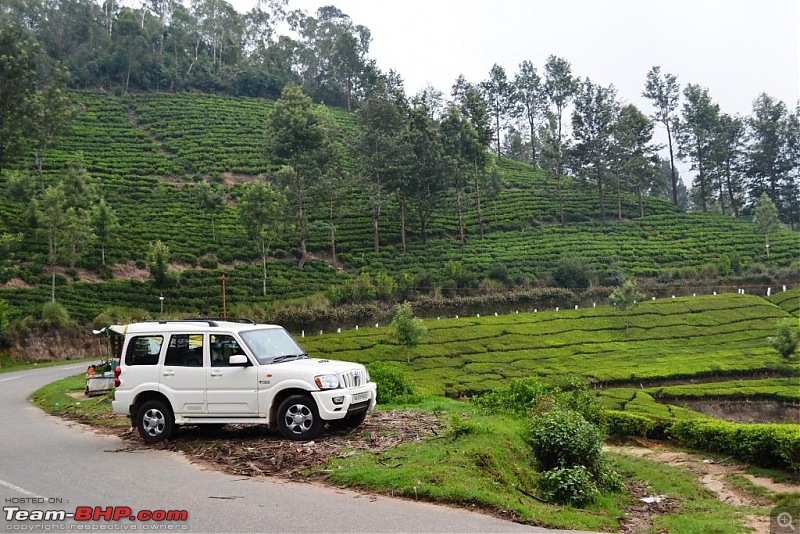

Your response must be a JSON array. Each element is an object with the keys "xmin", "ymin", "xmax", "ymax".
[
  {"xmin": 364, "ymin": 368, "xmax": 371, "ymax": 382},
  {"xmin": 314, "ymin": 374, "xmax": 340, "ymax": 390}
]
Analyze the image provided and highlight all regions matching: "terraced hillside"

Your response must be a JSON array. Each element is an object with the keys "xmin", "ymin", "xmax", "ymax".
[
  {"xmin": 0, "ymin": 91, "xmax": 798, "ymax": 321},
  {"xmin": 299, "ymin": 293, "xmax": 793, "ymax": 396}
]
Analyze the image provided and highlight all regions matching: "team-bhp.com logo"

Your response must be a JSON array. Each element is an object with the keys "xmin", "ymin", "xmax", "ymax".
[{"xmin": 4, "ymin": 506, "xmax": 188, "ymax": 530}]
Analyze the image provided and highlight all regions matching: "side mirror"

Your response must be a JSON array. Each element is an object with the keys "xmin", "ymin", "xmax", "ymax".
[{"xmin": 229, "ymin": 354, "xmax": 249, "ymax": 366}]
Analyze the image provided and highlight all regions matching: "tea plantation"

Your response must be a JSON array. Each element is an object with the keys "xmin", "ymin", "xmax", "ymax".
[{"xmin": 0, "ymin": 91, "xmax": 798, "ymax": 323}]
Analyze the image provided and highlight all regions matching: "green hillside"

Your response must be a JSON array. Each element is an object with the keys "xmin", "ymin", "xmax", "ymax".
[
  {"xmin": 299, "ymin": 293, "xmax": 791, "ymax": 396},
  {"xmin": 0, "ymin": 91, "xmax": 798, "ymax": 322}
]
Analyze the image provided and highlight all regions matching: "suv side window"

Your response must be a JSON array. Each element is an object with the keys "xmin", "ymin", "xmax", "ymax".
[
  {"xmin": 125, "ymin": 336, "xmax": 164, "ymax": 366},
  {"xmin": 165, "ymin": 334, "xmax": 204, "ymax": 367},
  {"xmin": 210, "ymin": 334, "xmax": 245, "ymax": 367}
]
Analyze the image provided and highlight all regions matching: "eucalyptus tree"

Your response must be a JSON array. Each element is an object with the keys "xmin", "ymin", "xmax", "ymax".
[
  {"xmin": 238, "ymin": 180, "xmax": 288, "ymax": 296},
  {"xmin": 194, "ymin": 181, "xmax": 226, "ymax": 241},
  {"xmin": 643, "ymin": 66, "xmax": 681, "ymax": 206},
  {"xmin": 92, "ymin": 198, "xmax": 119, "ymax": 268},
  {"xmin": 708, "ymin": 113, "xmax": 746, "ymax": 217},
  {"xmin": 291, "ymin": 6, "xmax": 373, "ymax": 110},
  {"xmin": 452, "ymin": 80, "xmax": 492, "ymax": 239},
  {"xmin": 0, "ymin": 25, "xmax": 39, "ymax": 173},
  {"xmin": 33, "ymin": 158, "xmax": 97, "ymax": 301},
  {"xmin": 543, "ymin": 55, "xmax": 578, "ymax": 227},
  {"xmin": 481, "ymin": 64, "xmax": 516, "ymax": 158},
  {"xmin": 746, "ymin": 93, "xmax": 794, "ymax": 211},
  {"xmin": 407, "ymin": 92, "xmax": 446, "ymax": 244},
  {"xmin": 753, "ymin": 192, "xmax": 780, "ymax": 263},
  {"xmin": 266, "ymin": 84, "xmax": 341, "ymax": 267},
  {"xmin": 612, "ymin": 104, "xmax": 658, "ymax": 218},
  {"xmin": 358, "ymin": 72, "xmax": 411, "ymax": 252},
  {"xmin": 514, "ymin": 60, "xmax": 547, "ymax": 166},
  {"xmin": 441, "ymin": 104, "xmax": 476, "ymax": 245},
  {"xmin": 677, "ymin": 84, "xmax": 720, "ymax": 213},
  {"xmin": 571, "ymin": 79, "xmax": 618, "ymax": 223}
]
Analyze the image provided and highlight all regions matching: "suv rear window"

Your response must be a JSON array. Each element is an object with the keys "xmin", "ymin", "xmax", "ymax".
[{"xmin": 124, "ymin": 335, "xmax": 164, "ymax": 366}]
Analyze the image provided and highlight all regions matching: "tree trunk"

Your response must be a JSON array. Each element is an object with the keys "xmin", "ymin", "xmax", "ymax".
[
  {"xmin": 474, "ymin": 159, "xmax": 484, "ymax": 239},
  {"xmin": 666, "ymin": 121, "xmax": 679, "ymax": 206},
  {"xmin": 399, "ymin": 195, "xmax": 407, "ymax": 254},
  {"xmin": 329, "ymin": 200, "xmax": 337, "ymax": 265},
  {"xmin": 636, "ymin": 185, "xmax": 644, "ymax": 218},
  {"xmin": 457, "ymin": 189, "xmax": 465, "ymax": 246}
]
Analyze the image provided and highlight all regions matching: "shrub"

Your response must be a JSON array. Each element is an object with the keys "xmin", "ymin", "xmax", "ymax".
[
  {"xmin": 603, "ymin": 410, "xmax": 658, "ymax": 438},
  {"xmin": 552, "ymin": 257, "xmax": 591, "ymax": 290},
  {"xmin": 537, "ymin": 466, "xmax": 599, "ymax": 506},
  {"xmin": 471, "ymin": 377, "xmax": 549, "ymax": 416},
  {"xmin": 528, "ymin": 407, "xmax": 603, "ymax": 472},
  {"xmin": 770, "ymin": 321, "xmax": 799, "ymax": 361},
  {"xmin": 365, "ymin": 361, "xmax": 419, "ymax": 404},
  {"xmin": 41, "ymin": 302, "xmax": 73, "ymax": 329}
]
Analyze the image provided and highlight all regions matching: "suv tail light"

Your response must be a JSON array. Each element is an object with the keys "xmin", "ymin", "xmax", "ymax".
[{"xmin": 114, "ymin": 365, "xmax": 121, "ymax": 387}]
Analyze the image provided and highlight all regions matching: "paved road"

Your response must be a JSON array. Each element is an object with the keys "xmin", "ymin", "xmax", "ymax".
[{"xmin": 0, "ymin": 364, "xmax": 586, "ymax": 533}]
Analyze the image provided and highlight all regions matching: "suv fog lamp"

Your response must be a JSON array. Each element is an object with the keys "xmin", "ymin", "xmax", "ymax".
[
  {"xmin": 332, "ymin": 396, "xmax": 345, "ymax": 405},
  {"xmin": 315, "ymin": 374, "xmax": 340, "ymax": 390}
]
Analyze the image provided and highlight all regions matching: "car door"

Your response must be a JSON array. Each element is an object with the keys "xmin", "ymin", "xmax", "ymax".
[
  {"xmin": 206, "ymin": 333, "xmax": 259, "ymax": 415},
  {"xmin": 159, "ymin": 333, "xmax": 207, "ymax": 415}
]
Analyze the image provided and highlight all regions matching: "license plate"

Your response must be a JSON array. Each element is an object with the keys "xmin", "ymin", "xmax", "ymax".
[{"xmin": 351, "ymin": 392, "xmax": 370, "ymax": 403}]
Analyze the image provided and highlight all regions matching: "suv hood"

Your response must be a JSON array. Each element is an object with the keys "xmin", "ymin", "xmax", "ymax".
[{"xmin": 273, "ymin": 358, "xmax": 365, "ymax": 374}]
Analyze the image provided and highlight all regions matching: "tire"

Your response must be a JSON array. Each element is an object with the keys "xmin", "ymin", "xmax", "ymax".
[
  {"xmin": 277, "ymin": 395, "xmax": 322, "ymax": 441},
  {"xmin": 327, "ymin": 410, "xmax": 368, "ymax": 431},
  {"xmin": 136, "ymin": 400, "xmax": 175, "ymax": 443}
]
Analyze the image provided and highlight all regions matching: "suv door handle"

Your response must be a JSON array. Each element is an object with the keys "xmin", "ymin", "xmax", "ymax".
[
  {"xmin": 210, "ymin": 371, "xmax": 223, "ymax": 377},
  {"xmin": 162, "ymin": 370, "xmax": 174, "ymax": 377}
]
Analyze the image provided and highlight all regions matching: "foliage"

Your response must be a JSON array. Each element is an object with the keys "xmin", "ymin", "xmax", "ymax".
[
  {"xmin": 391, "ymin": 302, "xmax": 427, "ymax": 363},
  {"xmin": 668, "ymin": 419, "xmax": 800, "ymax": 471},
  {"xmin": 146, "ymin": 240, "xmax": 173, "ymax": 289},
  {"xmin": 537, "ymin": 466, "xmax": 599, "ymax": 507},
  {"xmin": 365, "ymin": 361, "xmax": 418, "ymax": 404},
  {"xmin": 552, "ymin": 256, "xmax": 591, "ymax": 289},
  {"xmin": 40, "ymin": 301, "xmax": 73, "ymax": 329},
  {"xmin": 528, "ymin": 407, "xmax": 604, "ymax": 472},
  {"xmin": 770, "ymin": 321, "xmax": 799, "ymax": 360},
  {"xmin": 753, "ymin": 192, "xmax": 781, "ymax": 261},
  {"xmin": 0, "ymin": 298, "xmax": 8, "ymax": 338}
]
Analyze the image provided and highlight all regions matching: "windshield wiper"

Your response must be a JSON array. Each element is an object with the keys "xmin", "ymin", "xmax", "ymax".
[{"xmin": 271, "ymin": 353, "xmax": 308, "ymax": 363}]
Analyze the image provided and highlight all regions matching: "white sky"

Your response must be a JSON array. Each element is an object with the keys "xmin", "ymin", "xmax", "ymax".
[
  {"xmin": 230, "ymin": 0, "xmax": 800, "ymax": 182},
  {"xmin": 240, "ymin": 0, "xmax": 800, "ymax": 115}
]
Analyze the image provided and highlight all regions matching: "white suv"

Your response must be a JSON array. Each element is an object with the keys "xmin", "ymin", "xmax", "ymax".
[{"xmin": 103, "ymin": 319, "xmax": 377, "ymax": 443}]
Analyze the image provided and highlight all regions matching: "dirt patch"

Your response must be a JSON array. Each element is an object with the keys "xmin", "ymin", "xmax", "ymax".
[
  {"xmin": 112, "ymin": 261, "xmax": 150, "ymax": 281},
  {"xmin": 95, "ymin": 409, "xmax": 442, "ymax": 480},
  {"xmin": 1, "ymin": 278, "xmax": 33, "ymax": 289},
  {"xmin": 618, "ymin": 481, "xmax": 680, "ymax": 534},
  {"xmin": 222, "ymin": 172, "xmax": 259, "ymax": 185},
  {"xmin": 608, "ymin": 439, "xmax": 800, "ymax": 533}
]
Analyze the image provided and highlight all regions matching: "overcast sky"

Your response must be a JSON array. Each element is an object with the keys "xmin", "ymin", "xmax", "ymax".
[
  {"xmin": 240, "ymin": 0, "xmax": 799, "ymax": 115},
  {"xmin": 229, "ymin": 0, "xmax": 799, "ymax": 180}
]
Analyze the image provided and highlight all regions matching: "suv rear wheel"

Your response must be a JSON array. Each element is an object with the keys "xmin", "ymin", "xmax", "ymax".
[
  {"xmin": 136, "ymin": 400, "xmax": 175, "ymax": 443},
  {"xmin": 277, "ymin": 395, "xmax": 322, "ymax": 441}
]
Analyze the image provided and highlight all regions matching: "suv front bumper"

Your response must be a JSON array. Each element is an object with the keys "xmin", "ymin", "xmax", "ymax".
[{"xmin": 312, "ymin": 383, "xmax": 377, "ymax": 420}]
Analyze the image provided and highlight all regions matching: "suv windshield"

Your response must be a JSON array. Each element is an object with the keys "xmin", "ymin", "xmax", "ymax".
[{"xmin": 240, "ymin": 328, "xmax": 308, "ymax": 365}]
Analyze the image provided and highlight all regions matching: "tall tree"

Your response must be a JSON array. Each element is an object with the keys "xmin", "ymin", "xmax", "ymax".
[
  {"xmin": 543, "ymin": 55, "xmax": 578, "ymax": 227},
  {"xmin": 746, "ymin": 93, "xmax": 793, "ymax": 212},
  {"xmin": 708, "ymin": 113, "xmax": 746, "ymax": 217},
  {"xmin": 514, "ymin": 60, "xmax": 547, "ymax": 166},
  {"xmin": 481, "ymin": 64, "xmax": 515, "ymax": 158},
  {"xmin": 266, "ymin": 83, "xmax": 340, "ymax": 267},
  {"xmin": 571, "ymin": 79, "xmax": 618, "ymax": 223},
  {"xmin": 194, "ymin": 181, "xmax": 226, "ymax": 241},
  {"xmin": 613, "ymin": 104, "xmax": 658, "ymax": 218},
  {"xmin": 677, "ymin": 84, "xmax": 719, "ymax": 213},
  {"xmin": 358, "ymin": 72, "xmax": 410, "ymax": 252},
  {"xmin": 407, "ymin": 92, "xmax": 446, "ymax": 244},
  {"xmin": 753, "ymin": 192, "xmax": 780, "ymax": 263},
  {"xmin": 238, "ymin": 179, "xmax": 288, "ymax": 296},
  {"xmin": 92, "ymin": 198, "xmax": 119, "ymax": 268},
  {"xmin": 643, "ymin": 66, "xmax": 681, "ymax": 206},
  {"xmin": 452, "ymin": 81, "xmax": 492, "ymax": 239},
  {"xmin": 441, "ymin": 103, "xmax": 477, "ymax": 245}
]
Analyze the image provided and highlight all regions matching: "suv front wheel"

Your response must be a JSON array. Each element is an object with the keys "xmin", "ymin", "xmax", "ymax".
[
  {"xmin": 136, "ymin": 400, "xmax": 175, "ymax": 443},
  {"xmin": 277, "ymin": 395, "xmax": 322, "ymax": 441}
]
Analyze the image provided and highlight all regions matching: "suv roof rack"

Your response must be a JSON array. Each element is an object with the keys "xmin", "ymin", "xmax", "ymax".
[{"xmin": 146, "ymin": 318, "xmax": 256, "ymax": 327}]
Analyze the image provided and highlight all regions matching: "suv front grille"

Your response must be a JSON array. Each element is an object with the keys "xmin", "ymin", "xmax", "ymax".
[{"xmin": 339, "ymin": 369, "xmax": 365, "ymax": 389}]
